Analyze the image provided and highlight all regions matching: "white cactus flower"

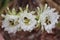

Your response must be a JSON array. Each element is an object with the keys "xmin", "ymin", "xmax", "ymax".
[
  {"xmin": 2, "ymin": 15, "xmax": 20, "ymax": 33},
  {"xmin": 39, "ymin": 4, "xmax": 59, "ymax": 33},
  {"xmin": 18, "ymin": 11, "xmax": 37, "ymax": 32}
]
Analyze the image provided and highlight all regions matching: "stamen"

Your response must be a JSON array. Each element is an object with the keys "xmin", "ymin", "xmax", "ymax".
[
  {"xmin": 45, "ymin": 17, "xmax": 51, "ymax": 25},
  {"xmin": 24, "ymin": 17, "xmax": 30, "ymax": 25},
  {"xmin": 9, "ymin": 19, "xmax": 19, "ymax": 26}
]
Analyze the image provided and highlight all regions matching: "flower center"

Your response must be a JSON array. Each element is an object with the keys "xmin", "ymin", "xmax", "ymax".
[
  {"xmin": 45, "ymin": 17, "xmax": 51, "ymax": 25},
  {"xmin": 9, "ymin": 19, "xmax": 19, "ymax": 26},
  {"xmin": 24, "ymin": 17, "xmax": 30, "ymax": 25}
]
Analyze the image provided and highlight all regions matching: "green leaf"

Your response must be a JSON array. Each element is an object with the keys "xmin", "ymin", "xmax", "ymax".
[
  {"xmin": 19, "ymin": 7, "xmax": 23, "ymax": 12},
  {"xmin": 7, "ymin": 7, "xmax": 11, "ymax": 14},
  {"xmin": 25, "ymin": 4, "xmax": 28, "ymax": 11},
  {"xmin": 12, "ymin": 8, "xmax": 16, "ymax": 15}
]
